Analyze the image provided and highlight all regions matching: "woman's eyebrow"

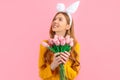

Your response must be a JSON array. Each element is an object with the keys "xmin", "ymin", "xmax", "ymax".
[{"xmin": 56, "ymin": 16, "xmax": 62, "ymax": 19}]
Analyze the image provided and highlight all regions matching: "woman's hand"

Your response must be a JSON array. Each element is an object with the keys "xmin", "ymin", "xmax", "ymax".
[
  {"xmin": 50, "ymin": 51, "xmax": 70, "ymax": 71},
  {"xmin": 60, "ymin": 51, "xmax": 70, "ymax": 64},
  {"xmin": 50, "ymin": 53, "xmax": 62, "ymax": 71}
]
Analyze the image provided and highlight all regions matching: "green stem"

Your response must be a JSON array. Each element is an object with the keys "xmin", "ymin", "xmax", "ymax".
[
  {"xmin": 48, "ymin": 47, "xmax": 56, "ymax": 53},
  {"xmin": 60, "ymin": 64, "xmax": 66, "ymax": 80}
]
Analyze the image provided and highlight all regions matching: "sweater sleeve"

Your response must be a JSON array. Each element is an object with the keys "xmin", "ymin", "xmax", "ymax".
[
  {"xmin": 64, "ymin": 42, "xmax": 80, "ymax": 80},
  {"xmin": 38, "ymin": 43, "xmax": 53, "ymax": 79}
]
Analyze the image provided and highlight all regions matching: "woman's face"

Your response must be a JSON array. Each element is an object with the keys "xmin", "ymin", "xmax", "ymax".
[{"xmin": 51, "ymin": 13, "xmax": 70, "ymax": 32}]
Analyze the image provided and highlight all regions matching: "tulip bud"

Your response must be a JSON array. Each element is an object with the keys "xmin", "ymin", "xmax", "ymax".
[
  {"xmin": 61, "ymin": 38, "xmax": 66, "ymax": 45},
  {"xmin": 42, "ymin": 42, "xmax": 50, "ymax": 47}
]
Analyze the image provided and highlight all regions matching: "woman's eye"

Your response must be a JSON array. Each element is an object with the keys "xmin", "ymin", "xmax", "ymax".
[{"xmin": 59, "ymin": 18, "xmax": 62, "ymax": 21}]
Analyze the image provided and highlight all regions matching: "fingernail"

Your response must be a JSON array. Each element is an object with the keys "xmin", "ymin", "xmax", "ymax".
[{"xmin": 65, "ymin": 51, "xmax": 67, "ymax": 53}]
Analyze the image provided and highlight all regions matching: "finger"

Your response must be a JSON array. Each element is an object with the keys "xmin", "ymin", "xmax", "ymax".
[
  {"xmin": 61, "ymin": 52, "xmax": 69, "ymax": 58},
  {"xmin": 55, "ymin": 53, "xmax": 60, "ymax": 57},
  {"xmin": 56, "ymin": 56, "xmax": 61, "ymax": 61},
  {"xmin": 58, "ymin": 61, "xmax": 62, "ymax": 65},
  {"xmin": 54, "ymin": 53, "xmax": 60, "ymax": 56},
  {"xmin": 64, "ymin": 51, "xmax": 70, "ymax": 56},
  {"xmin": 60, "ymin": 58, "xmax": 66, "ymax": 64},
  {"xmin": 60, "ymin": 54, "xmax": 68, "ymax": 61},
  {"xmin": 56, "ymin": 57, "xmax": 62, "ymax": 65}
]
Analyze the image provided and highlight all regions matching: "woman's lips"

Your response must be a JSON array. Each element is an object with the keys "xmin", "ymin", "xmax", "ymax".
[
  {"xmin": 52, "ymin": 25, "xmax": 59, "ymax": 28},
  {"xmin": 53, "ymin": 26, "xmax": 57, "ymax": 28}
]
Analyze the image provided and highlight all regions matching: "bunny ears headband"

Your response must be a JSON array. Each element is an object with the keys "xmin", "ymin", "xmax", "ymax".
[{"xmin": 56, "ymin": 1, "xmax": 80, "ymax": 26}]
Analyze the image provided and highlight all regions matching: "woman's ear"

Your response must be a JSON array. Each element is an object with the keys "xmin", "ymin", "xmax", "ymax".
[{"xmin": 66, "ymin": 24, "xmax": 70, "ymax": 30}]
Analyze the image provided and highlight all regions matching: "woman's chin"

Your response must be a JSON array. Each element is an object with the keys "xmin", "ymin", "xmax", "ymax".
[{"xmin": 52, "ymin": 28, "xmax": 59, "ymax": 32}]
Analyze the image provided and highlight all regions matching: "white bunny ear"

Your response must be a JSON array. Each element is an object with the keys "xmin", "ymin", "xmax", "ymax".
[
  {"xmin": 66, "ymin": 1, "xmax": 80, "ymax": 14},
  {"xmin": 56, "ymin": 3, "xmax": 65, "ymax": 12}
]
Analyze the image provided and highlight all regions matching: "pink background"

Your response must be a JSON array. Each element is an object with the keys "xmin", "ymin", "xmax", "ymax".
[{"xmin": 0, "ymin": 0, "xmax": 120, "ymax": 80}]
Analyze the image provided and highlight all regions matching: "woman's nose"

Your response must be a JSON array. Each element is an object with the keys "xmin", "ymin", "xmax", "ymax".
[{"xmin": 54, "ymin": 19, "xmax": 58, "ymax": 23}]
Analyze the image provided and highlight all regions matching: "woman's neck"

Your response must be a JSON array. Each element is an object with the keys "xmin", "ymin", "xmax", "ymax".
[{"xmin": 55, "ymin": 30, "xmax": 66, "ymax": 37}]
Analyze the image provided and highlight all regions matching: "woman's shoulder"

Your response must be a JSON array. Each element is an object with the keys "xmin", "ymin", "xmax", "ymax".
[
  {"xmin": 74, "ymin": 41, "xmax": 80, "ymax": 53},
  {"xmin": 41, "ymin": 40, "xmax": 48, "ymax": 43},
  {"xmin": 75, "ymin": 40, "xmax": 80, "ymax": 47}
]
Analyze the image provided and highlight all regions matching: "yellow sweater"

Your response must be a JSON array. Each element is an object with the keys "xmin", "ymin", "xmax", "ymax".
[{"xmin": 38, "ymin": 41, "xmax": 80, "ymax": 80}]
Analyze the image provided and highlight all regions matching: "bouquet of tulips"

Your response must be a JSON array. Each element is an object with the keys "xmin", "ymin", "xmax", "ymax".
[{"xmin": 42, "ymin": 35, "xmax": 74, "ymax": 80}]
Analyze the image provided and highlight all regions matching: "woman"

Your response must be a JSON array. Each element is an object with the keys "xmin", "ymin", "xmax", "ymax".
[{"xmin": 38, "ymin": 1, "xmax": 80, "ymax": 80}]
